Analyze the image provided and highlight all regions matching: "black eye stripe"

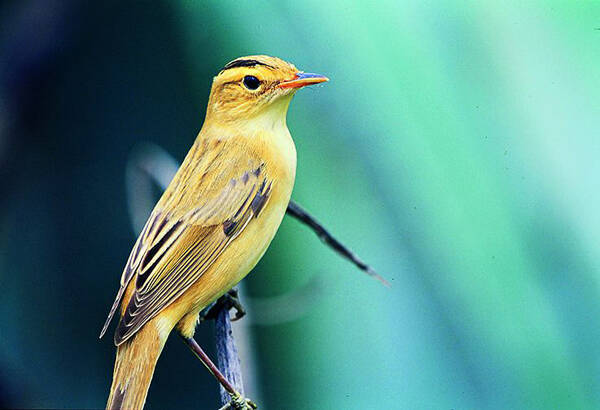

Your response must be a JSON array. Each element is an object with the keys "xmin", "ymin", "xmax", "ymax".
[
  {"xmin": 243, "ymin": 75, "xmax": 261, "ymax": 90},
  {"xmin": 221, "ymin": 59, "xmax": 274, "ymax": 71}
]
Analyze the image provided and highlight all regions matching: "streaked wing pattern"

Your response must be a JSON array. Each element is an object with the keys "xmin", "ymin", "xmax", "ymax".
[{"xmin": 100, "ymin": 164, "xmax": 273, "ymax": 345}]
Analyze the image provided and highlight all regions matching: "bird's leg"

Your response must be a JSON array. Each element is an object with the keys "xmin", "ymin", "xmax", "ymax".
[
  {"xmin": 200, "ymin": 288, "xmax": 246, "ymax": 322},
  {"xmin": 180, "ymin": 335, "xmax": 257, "ymax": 409}
]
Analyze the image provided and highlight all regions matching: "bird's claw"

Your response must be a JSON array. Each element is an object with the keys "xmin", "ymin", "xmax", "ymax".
[
  {"xmin": 200, "ymin": 288, "xmax": 246, "ymax": 322},
  {"xmin": 218, "ymin": 391, "xmax": 257, "ymax": 410},
  {"xmin": 223, "ymin": 288, "xmax": 246, "ymax": 321}
]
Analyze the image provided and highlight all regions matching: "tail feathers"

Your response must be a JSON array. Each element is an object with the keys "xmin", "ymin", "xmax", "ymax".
[{"xmin": 106, "ymin": 321, "xmax": 165, "ymax": 410}]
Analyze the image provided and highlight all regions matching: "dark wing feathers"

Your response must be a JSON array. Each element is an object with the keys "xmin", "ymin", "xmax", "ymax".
[
  {"xmin": 100, "ymin": 165, "xmax": 272, "ymax": 345},
  {"xmin": 99, "ymin": 215, "xmax": 160, "ymax": 339}
]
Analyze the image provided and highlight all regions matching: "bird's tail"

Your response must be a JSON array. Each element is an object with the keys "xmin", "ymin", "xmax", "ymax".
[{"xmin": 106, "ymin": 321, "xmax": 166, "ymax": 410}]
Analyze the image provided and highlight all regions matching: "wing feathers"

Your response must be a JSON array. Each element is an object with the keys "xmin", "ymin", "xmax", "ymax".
[{"xmin": 105, "ymin": 165, "xmax": 272, "ymax": 345}]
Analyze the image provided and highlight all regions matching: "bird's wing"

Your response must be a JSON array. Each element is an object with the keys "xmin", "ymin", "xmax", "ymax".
[{"xmin": 100, "ymin": 162, "xmax": 273, "ymax": 345}]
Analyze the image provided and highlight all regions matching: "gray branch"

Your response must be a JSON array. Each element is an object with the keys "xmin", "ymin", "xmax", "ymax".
[{"xmin": 215, "ymin": 308, "xmax": 245, "ymax": 405}]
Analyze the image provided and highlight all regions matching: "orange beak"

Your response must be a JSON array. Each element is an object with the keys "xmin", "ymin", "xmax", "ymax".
[{"xmin": 279, "ymin": 72, "xmax": 329, "ymax": 89}]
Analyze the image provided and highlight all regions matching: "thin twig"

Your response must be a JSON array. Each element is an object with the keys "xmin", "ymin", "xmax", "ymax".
[{"xmin": 286, "ymin": 201, "xmax": 390, "ymax": 287}]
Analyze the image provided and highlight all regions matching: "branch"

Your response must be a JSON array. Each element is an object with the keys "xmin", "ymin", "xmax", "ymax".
[
  {"xmin": 214, "ymin": 306, "xmax": 245, "ymax": 405},
  {"xmin": 286, "ymin": 201, "xmax": 390, "ymax": 287}
]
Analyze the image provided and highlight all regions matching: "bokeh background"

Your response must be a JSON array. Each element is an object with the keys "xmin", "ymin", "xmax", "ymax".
[{"xmin": 1, "ymin": 1, "xmax": 599, "ymax": 409}]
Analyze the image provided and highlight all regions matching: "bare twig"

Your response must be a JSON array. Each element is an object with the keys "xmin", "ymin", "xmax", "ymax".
[
  {"xmin": 286, "ymin": 201, "xmax": 390, "ymax": 287},
  {"xmin": 215, "ymin": 307, "xmax": 245, "ymax": 405},
  {"xmin": 125, "ymin": 143, "xmax": 179, "ymax": 233}
]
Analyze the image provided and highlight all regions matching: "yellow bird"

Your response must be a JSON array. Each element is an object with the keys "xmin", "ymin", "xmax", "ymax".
[{"xmin": 100, "ymin": 55, "xmax": 328, "ymax": 409}]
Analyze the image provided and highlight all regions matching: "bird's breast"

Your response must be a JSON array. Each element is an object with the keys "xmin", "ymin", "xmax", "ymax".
[
  {"xmin": 168, "ymin": 125, "xmax": 297, "ymax": 316},
  {"xmin": 257, "ymin": 123, "xmax": 297, "ymax": 186},
  {"xmin": 229, "ymin": 125, "xmax": 296, "ymax": 268}
]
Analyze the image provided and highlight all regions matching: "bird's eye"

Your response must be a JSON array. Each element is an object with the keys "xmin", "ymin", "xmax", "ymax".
[{"xmin": 243, "ymin": 75, "xmax": 261, "ymax": 90}]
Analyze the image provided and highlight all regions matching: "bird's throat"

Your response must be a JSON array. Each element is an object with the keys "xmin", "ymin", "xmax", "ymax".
[{"xmin": 245, "ymin": 93, "xmax": 294, "ymax": 132}]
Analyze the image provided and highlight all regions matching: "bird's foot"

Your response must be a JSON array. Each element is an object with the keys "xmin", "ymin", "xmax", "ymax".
[
  {"xmin": 200, "ymin": 288, "xmax": 246, "ymax": 322},
  {"xmin": 218, "ymin": 391, "xmax": 257, "ymax": 410}
]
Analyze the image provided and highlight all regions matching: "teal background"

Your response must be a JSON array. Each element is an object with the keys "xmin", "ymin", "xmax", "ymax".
[{"xmin": 1, "ymin": 1, "xmax": 599, "ymax": 409}]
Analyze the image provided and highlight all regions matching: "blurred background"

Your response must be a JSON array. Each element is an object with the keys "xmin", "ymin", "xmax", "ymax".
[{"xmin": 1, "ymin": 1, "xmax": 599, "ymax": 409}]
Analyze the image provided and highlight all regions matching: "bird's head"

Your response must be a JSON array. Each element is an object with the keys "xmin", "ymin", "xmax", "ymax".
[{"xmin": 205, "ymin": 55, "xmax": 328, "ymax": 126}]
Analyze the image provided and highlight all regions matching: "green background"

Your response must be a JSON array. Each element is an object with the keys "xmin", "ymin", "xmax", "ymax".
[{"xmin": 1, "ymin": 1, "xmax": 599, "ymax": 409}]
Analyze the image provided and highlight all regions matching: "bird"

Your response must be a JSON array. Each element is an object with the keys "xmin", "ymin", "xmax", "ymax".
[{"xmin": 100, "ymin": 55, "xmax": 328, "ymax": 410}]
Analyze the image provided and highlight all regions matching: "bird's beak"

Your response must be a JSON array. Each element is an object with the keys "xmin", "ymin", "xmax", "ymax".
[{"xmin": 279, "ymin": 72, "xmax": 329, "ymax": 89}]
